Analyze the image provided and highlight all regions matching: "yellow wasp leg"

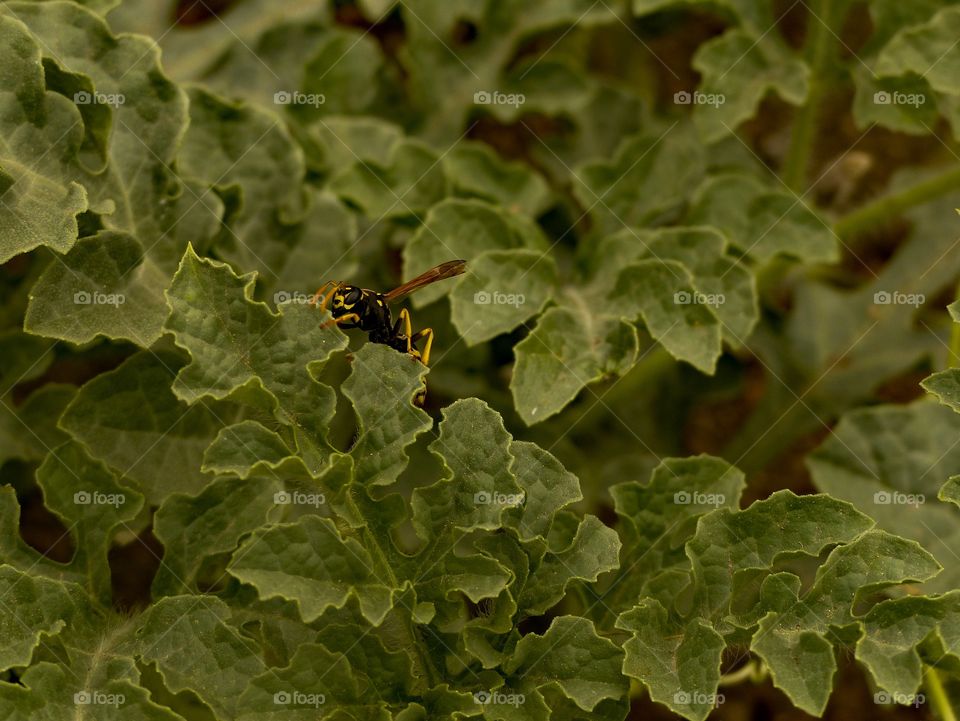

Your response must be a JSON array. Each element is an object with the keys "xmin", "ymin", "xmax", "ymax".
[
  {"xmin": 321, "ymin": 312, "xmax": 360, "ymax": 330},
  {"xmin": 403, "ymin": 311, "xmax": 432, "ymax": 406},
  {"xmin": 411, "ymin": 327, "xmax": 434, "ymax": 366},
  {"xmin": 397, "ymin": 308, "xmax": 414, "ymax": 353}
]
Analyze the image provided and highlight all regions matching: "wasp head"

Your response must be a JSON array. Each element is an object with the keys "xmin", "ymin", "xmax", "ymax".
[{"xmin": 331, "ymin": 284, "xmax": 364, "ymax": 317}]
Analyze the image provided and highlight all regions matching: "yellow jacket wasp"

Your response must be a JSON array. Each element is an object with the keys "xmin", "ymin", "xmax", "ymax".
[{"xmin": 311, "ymin": 260, "xmax": 467, "ymax": 403}]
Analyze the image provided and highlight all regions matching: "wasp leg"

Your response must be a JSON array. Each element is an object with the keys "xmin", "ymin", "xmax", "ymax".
[
  {"xmin": 396, "ymin": 308, "xmax": 415, "ymax": 353},
  {"xmin": 410, "ymin": 327, "xmax": 434, "ymax": 366},
  {"xmin": 400, "ymin": 311, "xmax": 431, "ymax": 407},
  {"xmin": 321, "ymin": 312, "xmax": 360, "ymax": 330}
]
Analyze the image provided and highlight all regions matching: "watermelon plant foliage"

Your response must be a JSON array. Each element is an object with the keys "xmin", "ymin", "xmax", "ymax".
[{"xmin": 3, "ymin": 0, "xmax": 960, "ymax": 720}]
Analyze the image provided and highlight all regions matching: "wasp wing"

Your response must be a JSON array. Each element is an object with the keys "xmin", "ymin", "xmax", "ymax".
[{"xmin": 383, "ymin": 260, "xmax": 467, "ymax": 302}]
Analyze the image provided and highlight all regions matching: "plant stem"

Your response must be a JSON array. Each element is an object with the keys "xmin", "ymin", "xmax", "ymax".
[
  {"xmin": 834, "ymin": 165, "xmax": 960, "ymax": 242},
  {"xmin": 925, "ymin": 667, "xmax": 957, "ymax": 721},
  {"xmin": 782, "ymin": 0, "xmax": 836, "ymax": 190}
]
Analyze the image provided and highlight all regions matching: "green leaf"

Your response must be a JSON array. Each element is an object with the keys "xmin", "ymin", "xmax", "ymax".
[
  {"xmin": 136, "ymin": 595, "xmax": 267, "ymax": 719},
  {"xmin": 506, "ymin": 441, "xmax": 582, "ymax": 542},
  {"xmin": 0, "ymin": 662, "xmax": 183, "ymax": 721},
  {"xmin": 612, "ymin": 260, "xmax": 722, "ymax": 373},
  {"xmin": 690, "ymin": 29, "xmax": 809, "ymax": 142},
  {"xmin": 686, "ymin": 490, "xmax": 873, "ymax": 620},
  {"xmin": 687, "ymin": 173, "xmax": 837, "ymax": 263},
  {"xmin": 851, "ymin": 70, "xmax": 939, "ymax": 135},
  {"xmin": 922, "ymin": 367, "xmax": 960, "ymax": 412},
  {"xmin": 503, "ymin": 616, "xmax": 628, "ymax": 712},
  {"xmin": 164, "ymin": 246, "xmax": 347, "ymax": 463},
  {"xmin": 237, "ymin": 642, "xmax": 385, "ymax": 720},
  {"xmin": 24, "ymin": 231, "xmax": 168, "ymax": 345},
  {"xmin": 0, "ymin": 14, "xmax": 87, "ymax": 263},
  {"xmin": 449, "ymin": 249, "xmax": 557, "ymax": 345},
  {"xmin": 403, "ymin": 198, "xmax": 540, "ymax": 308},
  {"xmin": 107, "ymin": 0, "xmax": 328, "ymax": 83},
  {"xmin": 309, "ymin": 116, "xmax": 404, "ymax": 172},
  {"xmin": 0, "ymin": 383, "xmax": 74, "ymax": 467},
  {"xmin": 35, "ymin": 441, "xmax": 143, "ymax": 603},
  {"xmin": 876, "ymin": 7, "xmax": 960, "ymax": 96},
  {"xmin": 178, "ymin": 86, "xmax": 351, "ymax": 288},
  {"xmin": 0, "ymin": 565, "xmax": 81, "ymax": 670},
  {"xmin": 201, "ymin": 421, "xmax": 294, "ymax": 478},
  {"xmin": 611, "ymin": 456, "xmax": 745, "ymax": 597},
  {"xmin": 60, "ymin": 350, "xmax": 227, "ymax": 504},
  {"xmin": 152, "ymin": 475, "xmax": 280, "ymax": 596},
  {"xmin": 228, "ymin": 515, "xmax": 395, "ymax": 625},
  {"xmin": 572, "ymin": 130, "xmax": 706, "ymax": 237},
  {"xmin": 751, "ymin": 530, "xmax": 940, "ymax": 715},
  {"xmin": 517, "ymin": 516, "xmax": 621, "ymax": 615},
  {"xmin": 329, "ymin": 137, "xmax": 448, "ymax": 220},
  {"xmin": 618, "ymin": 600, "xmax": 724, "ymax": 721},
  {"xmin": 857, "ymin": 591, "xmax": 960, "ymax": 696},
  {"xmin": 808, "ymin": 400, "xmax": 960, "ymax": 592},
  {"xmin": 443, "ymin": 142, "xmax": 552, "ymax": 217},
  {"xmin": 511, "ymin": 305, "xmax": 638, "ymax": 424},
  {"xmin": 412, "ymin": 399, "xmax": 522, "ymax": 539},
  {"xmin": 342, "ymin": 343, "xmax": 431, "ymax": 488},
  {"xmin": 6, "ymin": 1, "xmax": 225, "ymax": 342},
  {"xmin": 411, "ymin": 398, "xmax": 524, "ymax": 539}
]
